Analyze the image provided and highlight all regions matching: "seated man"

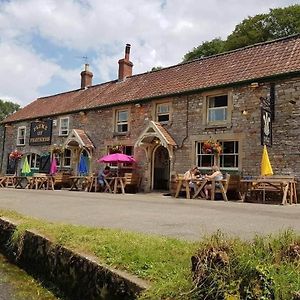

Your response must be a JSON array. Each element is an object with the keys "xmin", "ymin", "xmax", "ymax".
[
  {"xmin": 204, "ymin": 165, "xmax": 223, "ymax": 199},
  {"xmin": 97, "ymin": 166, "xmax": 111, "ymax": 190}
]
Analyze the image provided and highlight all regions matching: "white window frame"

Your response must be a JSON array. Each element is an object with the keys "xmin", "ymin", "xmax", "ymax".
[
  {"xmin": 156, "ymin": 103, "xmax": 170, "ymax": 123},
  {"xmin": 115, "ymin": 110, "xmax": 128, "ymax": 133},
  {"xmin": 196, "ymin": 140, "xmax": 239, "ymax": 171},
  {"xmin": 27, "ymin": 153, "xmax": 40, "ymax": 169},
  {"xmin": 207, "ymin": 95, "xmax": 228, "ymax": 124},
  {"xmin": 17, "ymin": 126, "xmax": 26, "ymax": 145},
  {"xmin": 59, "ymin": 117, "xmax": 69, "ymax": 136}
]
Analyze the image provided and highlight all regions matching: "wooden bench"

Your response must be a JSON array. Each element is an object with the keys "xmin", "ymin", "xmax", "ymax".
[
  {"xmin": 211, "ymin": 173, "xmax": 231, "ymax": 201},
  {"xmin": 53, "ymin": 173, "xmax": 71, "ymax": 189},
  {"xmin": 174, "ymin": 174, "xmax": 191, "ymax": 199},
  {"xmin": 124, "ymin": 173, "xmax": 140, "ymax": 193}
]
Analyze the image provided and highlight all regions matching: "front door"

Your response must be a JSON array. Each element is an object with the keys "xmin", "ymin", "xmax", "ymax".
[{"xmin": 153, "ymin": 146, "xmax": 170, "ymax": 190}]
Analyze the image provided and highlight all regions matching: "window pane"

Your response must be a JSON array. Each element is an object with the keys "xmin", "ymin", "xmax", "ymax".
[
  {"xmin": 157, "ymin": 104, "xmax": 169, "ymax": 114},
  {"xmin": 223, "ymin": 141, "xmax": 235, "ymax": 153},
  {"xmin": 221, "ymin": 155, "xmax": 235, "ymax": 167},
  {"xmin": 158, "ymin": 114, "xmax": 169, "ymax": 122},
  {"xmin": 208, "ymin": 108, "xmax": 227, "ymax": 121},
  {"xmin": 118, "ymin": 111, "xmax": 128, "ymax": 122},
  {"xmin": 209, "ymin": 95, "xmax": 228, "ymax": 107},
  {"xmin": 124, "ymin": 146, "xmax": 133, "ymax": 156},
  {"xmin": 117, "ymin": 124, "xmax": 128, "ymax": 132}
]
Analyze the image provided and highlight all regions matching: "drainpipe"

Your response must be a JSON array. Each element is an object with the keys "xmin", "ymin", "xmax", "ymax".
[{"xmin": 0, "ymin": 124, "xmax": 6, "ymax": 172}]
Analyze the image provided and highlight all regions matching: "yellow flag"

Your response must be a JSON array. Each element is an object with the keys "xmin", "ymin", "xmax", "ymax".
[{"xmin": 261, "ymin": 145, "xmax": 273, "ymax": 176}]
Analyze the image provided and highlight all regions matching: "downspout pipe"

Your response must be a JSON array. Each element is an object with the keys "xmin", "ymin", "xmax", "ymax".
[{"xmin": 0, "ymin": 124, "xmax": 6, "ymax": 172}]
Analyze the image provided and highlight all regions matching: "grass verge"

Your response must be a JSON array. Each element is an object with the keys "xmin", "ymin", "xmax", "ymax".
[{"xmin": 0, "ymin": 209, "xmax": 299, "ymax": 299}]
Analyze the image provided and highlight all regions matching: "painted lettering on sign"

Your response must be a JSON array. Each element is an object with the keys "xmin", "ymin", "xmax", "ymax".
[{"xmin": 29, "ymin": 120, "xmax": 52, "ymax": 145}]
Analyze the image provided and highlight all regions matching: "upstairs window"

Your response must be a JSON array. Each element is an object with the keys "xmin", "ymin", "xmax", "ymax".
[
  {"xmin": 116, "ymin": 110, "xmax": 128, "ymax": 133},
  {"xmin": 156, "ymin": 103, "xmax": 170, "ymax": 123},
  {"xmin": 208, "ymin": 95, "xmax": 228, "ymax": 123},
  {"xmin": 59, "ymin": 117, "xmax": 69, "ymax": 136},
  {"xmin": 17, "ymin": 126, "xmax": 26, "ymax": 145}
]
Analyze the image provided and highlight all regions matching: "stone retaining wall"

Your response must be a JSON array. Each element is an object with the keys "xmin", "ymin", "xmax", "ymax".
[{"xmin": 0, "ymin": 218, "xmax": 149, "ymax": 300}]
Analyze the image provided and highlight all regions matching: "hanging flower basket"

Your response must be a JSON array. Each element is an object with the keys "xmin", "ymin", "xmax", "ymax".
[
  {"xmin": 109, "ymin": 145, "xmax": 124, "ymax": 154},
  {"xmin": 50, "ymin": 144, "xmax": 64, "ymax": 154},
  {"xmin": 202, "ymin": 139, "xmax": 222, "ymax": 155},
  {"xmin": 9, "ymin": 150, "xmax": 23, "ymax": 160}
]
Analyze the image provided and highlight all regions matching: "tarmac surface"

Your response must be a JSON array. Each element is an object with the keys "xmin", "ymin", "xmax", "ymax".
[{"xmin": 0, "ymin": 188, "xmax": 299, "ymax": 240}]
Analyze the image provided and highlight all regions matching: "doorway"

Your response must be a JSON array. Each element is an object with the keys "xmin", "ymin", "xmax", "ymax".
[{"xmin": 153, "ymin": 146, "xmax": 170, "ymax": 190}]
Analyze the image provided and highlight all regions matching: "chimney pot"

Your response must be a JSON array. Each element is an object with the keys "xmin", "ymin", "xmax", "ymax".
[
  {"xmin": 81, "ymin": 64, "xmax": 93, "ymax": 89},
  {"xmin": 118, "ymin": 44, "xmax": 133, "ymax": 81}
]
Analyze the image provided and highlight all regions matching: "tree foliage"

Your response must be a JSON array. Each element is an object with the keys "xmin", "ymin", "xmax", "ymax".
[
  {"xmin": 0, "ymin": 99, "xmax": 20, "ymax": 121},
  {"xmin": 183, "ymin": 4, "xmax": 300, "ymax": 62},
  {"xmin": 183, "ymin": 38, "xmax": 225, "ymax": 62}
]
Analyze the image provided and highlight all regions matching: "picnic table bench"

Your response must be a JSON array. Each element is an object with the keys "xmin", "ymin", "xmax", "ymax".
[{"xmin": 240, "ymin": 175, "xmax": 297, "ymax": 205}]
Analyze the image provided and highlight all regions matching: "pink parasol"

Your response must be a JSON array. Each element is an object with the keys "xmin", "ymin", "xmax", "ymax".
[
  {"xmin": 50, "ymin": 157, "xmax": 58, "ymax": 175},
  {"xmin": 97, "ymin": 153, "xmax": 136, "ymax": 163}
]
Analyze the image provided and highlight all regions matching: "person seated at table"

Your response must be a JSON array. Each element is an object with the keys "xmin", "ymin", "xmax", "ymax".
[
  {"xmin": 183, "ymin": 166, "xmax": 198, "ymax": 194},
  {"xmin": 98, "ymin": 166, "xmax": 111, "ymax": 189},
  {"xmin": 204, "ymin": 165, "xmax": 223, "ymax": 199}
]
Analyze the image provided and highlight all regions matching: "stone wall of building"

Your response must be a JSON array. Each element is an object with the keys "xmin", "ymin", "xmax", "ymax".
[{"xmin": 1, "ymin": 76, "xmax": 299, "ymax": 191}]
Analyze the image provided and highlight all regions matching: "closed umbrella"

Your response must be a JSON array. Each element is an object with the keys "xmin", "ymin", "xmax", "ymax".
[
  {"xmin": 261, "ymin": 145, "xmax": 273, "ymax": 177},
  {"xmin": 78, "ymin": 154, "xmax": 88, "ymax": 175},
  {"xmin": 21, "ymin": 156, "xmax": 31, "ymax": 176},
  {"xmin": 50, "ymin": 156, "xmax": 58, "ymax": 175},
  {"xmin": 261, "ymin": 145, "xmax": 273, "ymax": 202}
]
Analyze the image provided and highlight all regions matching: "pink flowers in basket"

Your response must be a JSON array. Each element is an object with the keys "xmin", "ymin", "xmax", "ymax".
[
  {"xmin": 202, "ymin": 139, "xmax": 222, "ymax": 155},
  {"xmin": 9, "ymin": 150, "xmax": 23, "ymax": 160}
]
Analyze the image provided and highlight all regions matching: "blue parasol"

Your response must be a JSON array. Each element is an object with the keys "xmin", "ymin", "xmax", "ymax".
[{"xmin": 78, "ymin": 154, "xmax": 88, "ymax": 175}]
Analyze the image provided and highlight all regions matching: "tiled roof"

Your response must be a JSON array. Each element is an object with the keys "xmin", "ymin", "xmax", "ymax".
[
  {"xmin": 74, "ymin": 129, "xmax": 95, "ymax": 150},
  {"xmin": 64, "ymin": 129, "xmax": 94, "ymax": 150},
  {"xmin": 4, "ymin": 34, "xmax": 300, "ymax": 123},
  {"xmin": 153, "ymin": 122, "xmax": 177, "ymax": 146}
]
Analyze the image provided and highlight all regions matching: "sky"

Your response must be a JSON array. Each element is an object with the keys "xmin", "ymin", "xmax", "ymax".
[{"xmin": 0, "ymin": 0, "xmax": 299, "ymax": 107}]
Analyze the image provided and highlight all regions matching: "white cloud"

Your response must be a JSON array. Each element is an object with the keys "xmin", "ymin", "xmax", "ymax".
[
  {"xmin": 0, "ymin": 41, "xmax": 60, "ymax": 104},
  {"xmin": 0, "ymin": 0, "xmax": 299, "ymax": 106}
]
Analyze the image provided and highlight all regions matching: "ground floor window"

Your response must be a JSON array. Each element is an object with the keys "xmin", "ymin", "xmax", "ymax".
[
  {"xmin": 196, "ymin": 140, "xmax": 239, "ymax": 170},
  {"xmin": 27, "ymin": 153, "xmax": 40, "ymax": 169},
  {"xmin": 53, "ymin": 149, "xmax": 72, "ymax": 168}
]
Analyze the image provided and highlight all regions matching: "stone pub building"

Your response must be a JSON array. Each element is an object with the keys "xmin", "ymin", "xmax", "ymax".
[{"xmin": 0, "ymin": 35, "xmax": 300, "ymax": 193}]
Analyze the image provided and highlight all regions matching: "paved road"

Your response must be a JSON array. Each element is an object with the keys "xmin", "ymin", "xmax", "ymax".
[{"xmin": 0, "ymin": 188, "xmax": 299, "ymax": 240}]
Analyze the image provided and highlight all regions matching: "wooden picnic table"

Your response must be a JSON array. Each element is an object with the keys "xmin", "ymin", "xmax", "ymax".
[
  {"xmin": 14, "ymin": 176, "xmax": 32, "ymax": 189},
  {"xmin": 31, "ymin": 175, "xmax": 54, "ymax": 190},
  {"xmin": 0, "ymin": 175, "xmax": 16, "ymax": 188},
  {"xmin": 69, "ymin": 176, "xmax": 87, "ymax": 191},
  {"xmin": 240, "ymin": 176, "xmax": 297, "ymax": 205},
  {"xmin": 106, "ymin": 177, "xmax": 126, "ymax": 194}
]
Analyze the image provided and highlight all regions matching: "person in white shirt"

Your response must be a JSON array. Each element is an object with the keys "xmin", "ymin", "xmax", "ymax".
[{"xmin": 204, "ymin": 165, "xmax": 223, "ymax": 199}]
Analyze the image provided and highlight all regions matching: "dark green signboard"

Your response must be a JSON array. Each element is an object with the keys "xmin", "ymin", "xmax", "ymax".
[{"xmin": 29, "ymin": 120, "xmax": 52, "ymax": 146}]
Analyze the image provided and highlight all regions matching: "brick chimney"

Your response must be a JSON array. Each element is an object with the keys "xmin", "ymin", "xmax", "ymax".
[
  {"xmin": 81, "ymin": 64, "xmax": 93, "ymax": 89},
  {"xmin": 118, "ymin": 44, "xmax": 133, "ymax": 81}
]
